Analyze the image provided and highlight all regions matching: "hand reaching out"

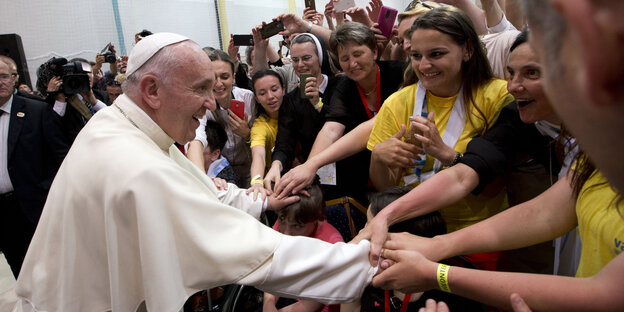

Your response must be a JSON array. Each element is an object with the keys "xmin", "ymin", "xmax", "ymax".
[
  {"xmin": 273, "ymin": 162, "xmax": 317, "ymax": 199},
  {"xmin": 344, "ymin": 7, "xmax": 374, "ymax": 27},
  {"xmin": 366, "ymin": 0, "xmax": 383, "ymax": 22}
]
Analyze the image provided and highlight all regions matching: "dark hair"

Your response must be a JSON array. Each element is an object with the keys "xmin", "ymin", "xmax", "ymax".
[
  {"xmin": 329, "ymin": 22, "xmax": 377, "ymax": 57},
  {"xmin": 69, "ymin": 57, "xmax": 90, "ymax": 64},
  {"xmin": 107, "ymin": 80, "xmax": 122, "ymax": 87},
  {"xmin": 137, "ymin": 29, "xmax": 153, "ymax": 37},
  {"xmin": 36, "ymin": 57, "xmax": 67, "ymax": 97},
  {"xmin": 559, "ymin": 124, "xmax": 622, "ymax": 213},
  {"xmin": 204, "ymin": 120, "xmax": 228, "ymax": 153},
  {"xmin": 369, "ymin": 187, "xmax": 447, "ymax": 237},
  {"xmin": 405, "ymin": 6, "xmax": 494, "ymax": 133},
  {"xmin": 206, "ymin": 49, "xmax": 235, "ymax": 74},
  {"xmin": 251, "ymin": 69, "xmax": 284, "ymax": 117},
  {"xmin": 510, "ymin": 28, "xmax": 530, "ymax": 53},
  {"xmin": 278, "ymin": 182, "xmax": 325, "ymax": 224}
]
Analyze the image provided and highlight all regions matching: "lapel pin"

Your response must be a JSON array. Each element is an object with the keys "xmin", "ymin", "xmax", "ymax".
[{"xmin": 17, "ymin": 112, "xmax": 25, "ymax": 117}]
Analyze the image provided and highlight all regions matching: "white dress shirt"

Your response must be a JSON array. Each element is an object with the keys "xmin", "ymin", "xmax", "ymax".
[{"xmin": 0, "ymin": 94, "xmax": 14, "ymax": 193}]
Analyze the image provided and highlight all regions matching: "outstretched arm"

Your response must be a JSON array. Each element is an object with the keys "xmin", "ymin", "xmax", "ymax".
[
  {"xmin": 374, "ymin": 249, "xmax": 624, "ymax": 311},
  {"xmin": 356, "ymin": 163, "xmax": 480, "ymax": 263},
  {"xmin": 275, "ymin": 118, "xmax": 375, "ymax": 197},
  {"xmin": 383, "ymin": 175, "xmax": 578, "ymax": 263}
]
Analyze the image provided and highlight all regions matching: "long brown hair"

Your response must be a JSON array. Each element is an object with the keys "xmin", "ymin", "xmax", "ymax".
[
  {"xmin": 405, "ymin": 6, "xmax": 494, "ymax": 133},
  {"xmin": 562, "ymin": 126, "xmax": 622, "ymax": 213}
]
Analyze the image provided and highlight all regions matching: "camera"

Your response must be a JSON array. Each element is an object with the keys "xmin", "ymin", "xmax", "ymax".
[
  {"xmin": 44, "ymin": 57, "xmax": 91, "ymax": 96},
  {"xmin": 101, "ymin": 44, "xmax": 117, "ymax": 64}
]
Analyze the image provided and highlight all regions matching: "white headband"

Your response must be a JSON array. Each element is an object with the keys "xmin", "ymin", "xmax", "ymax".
[{"xmin": 292, "ymin": 33, "xmax": 323, "ymax": 66}]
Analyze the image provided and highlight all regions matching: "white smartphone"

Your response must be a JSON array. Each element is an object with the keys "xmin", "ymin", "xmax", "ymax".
[{"xmin": 333, "ymin": 0, "xmax": 356, "ymax": 12}]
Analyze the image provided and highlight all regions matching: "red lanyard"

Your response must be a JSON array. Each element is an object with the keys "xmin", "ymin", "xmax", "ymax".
[
  {"xmin": 384, "ymin": 290, "xmax": 412, "ymax": 312},
  {"xmin": 356, "ymin": 64, "xmax": 381, "ymax": 119}
]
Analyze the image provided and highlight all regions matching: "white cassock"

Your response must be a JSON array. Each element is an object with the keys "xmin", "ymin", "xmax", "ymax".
[{"xmin": 13, "ymin": 94, "xmax": 375, "ymax": 312}]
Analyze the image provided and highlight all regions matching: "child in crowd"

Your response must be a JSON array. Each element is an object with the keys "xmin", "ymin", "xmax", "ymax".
[
  {"xmin": 341, "ymin": 187, "xmax": 484, "ymax": 312},
  {"xmin": 264, "ymin": 181, "xmax": 343, "ymax": 312},
  {"xmin": 203, "ymin": 120, "xmax": 239, "ymax": 185}
]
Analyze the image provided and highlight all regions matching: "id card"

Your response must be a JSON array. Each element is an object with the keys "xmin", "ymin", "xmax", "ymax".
[{"xmin": 316, "ymin": 162, "xmax": 337, "ymax": 185}]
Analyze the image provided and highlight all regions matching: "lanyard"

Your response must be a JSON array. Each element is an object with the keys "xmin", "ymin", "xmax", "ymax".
[
  {"xmin": 403, "ymin": 82, "xmax": 466, "ymax": 185},
  {"xmin": 384, "ymin": 290, "xmax": 412, "ymax": 312},
  {"xmin": 356, "ymin": 65, "xmax": 381, "ymax": 119}
]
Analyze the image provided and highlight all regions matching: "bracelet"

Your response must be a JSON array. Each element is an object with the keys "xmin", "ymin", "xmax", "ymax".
[
  {"xmin": 450, "ymin": 151, "xmax": 463, "ymax": 166},
  {"xmin": 436, "ymin": 263, "xmax": 451, "ymax": 293},
  {"xmin": 306, "ymin": 21, "xmax": 313, "ymax": 33},
  {"xmin": 250, "ymin": 174, "xmax": 264, "ymax": 186}
]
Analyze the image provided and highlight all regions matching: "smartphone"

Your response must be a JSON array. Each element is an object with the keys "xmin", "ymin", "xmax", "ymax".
[
  {"xmin": 261, "ymin": 20, "xmax": 285, "ymax": 39},
  {"xmin": 305, "ymin": 0, "xmax": 316, "ymax": 11},
  {"xmin": 230, "ymin": 99, "xmax": 245, "ymax": 120},
  {"xmin": 300, "ymin": 73, "xmax": 312, "ymax": 99},
  {"xmin": 377, "ymin": 6, "xmax": 398, "ymax": 39},
  {"xmin": 333, "ymin": 0, "xmax": 355, "ymax": 12},
  {"xmin": 232, "ymin": 34, "xmax": 254, "ymax": 46}
]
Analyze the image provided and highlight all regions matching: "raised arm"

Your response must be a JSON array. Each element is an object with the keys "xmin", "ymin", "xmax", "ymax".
[
  {"xmin": 432, "ymin": 0, "xmax": 487, "ymax": 35},
  {"xmin": 277, "ymin": 13, "xmax": 332, "ymax": 44}
]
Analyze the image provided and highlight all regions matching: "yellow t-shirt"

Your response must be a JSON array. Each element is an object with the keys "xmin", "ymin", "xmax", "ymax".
[
  {"xmin": 250, "ymin": 114, "xmax": 278, "ymax": 169},
  {"xmin": 367, "ymin": 79, "xmax": 514, "ymax": 232},
  {"xmin": 575, "ymin": 170, "xmax": 624, "ymax": 277}
]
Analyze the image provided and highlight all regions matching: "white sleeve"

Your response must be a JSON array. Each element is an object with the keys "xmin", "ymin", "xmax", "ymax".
[
  {"xmin": 53, "ymin": 100, "xmax": 67, "ymax": 116},
  {"xmin": 93, "ymin": 100, "xmax": 107, "ymax": 112},
  {"xmin": 238, "ymin": 236, "xmax": 376, "ymax": 304},
  {"xmin": 216, "ymin": 183, "xmax": 264, "ymax": 219},
  {"xmin": 487, "ymin": 13, "xmax": 517, "ymax": 33},
  {"xmin": 193, "ymin": 113, "xmax": 208, "ymax": 149}
]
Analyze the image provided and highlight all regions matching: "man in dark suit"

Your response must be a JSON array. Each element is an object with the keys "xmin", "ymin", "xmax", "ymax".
[{"xmin": 0, "ymin": 57, "xmax": 68, "ymax": 278}]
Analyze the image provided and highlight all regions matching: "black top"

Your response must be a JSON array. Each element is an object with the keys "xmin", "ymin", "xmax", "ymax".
[
  {"xmin": 322, "ymin": 60, "xmax": 406, "ymax": 200},
  {"xmin": 460, "ymin": 102, "xmax": 560, "ymax": 197},
  {"xmin": 325, "ymin": 61, "xmax": 406, "ymax": 130},
  {"xmin": 272, "ymin": 75, "xmax": 339, "ymax": 172},
  {"xmin": 7, "ymin": 94, "xmax": 69, "ymax": 223}
]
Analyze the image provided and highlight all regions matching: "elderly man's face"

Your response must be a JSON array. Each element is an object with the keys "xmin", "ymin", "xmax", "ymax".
[
  {"xmin": 527, "ymin": 0, "xmax": 624, "ymax": 193},
  {"xmin": 0, "ymin": 62, "xmax": 16, "ymax": 103},
  {"xmin": 157, "ymin": 43, "xmax": 215, "ymax": 144}
]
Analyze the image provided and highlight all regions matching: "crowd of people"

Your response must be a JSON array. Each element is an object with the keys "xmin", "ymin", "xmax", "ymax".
[{"xmin": 1, "ymin": 0, "xmax": 623, "ymax": 311}]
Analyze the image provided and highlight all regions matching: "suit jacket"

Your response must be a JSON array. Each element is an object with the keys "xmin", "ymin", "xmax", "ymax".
[
  {"xmin": 7, "ymin": 94, "xmax": 69, "ymax": 223},
  {"xmin": 61, "ymin": 90, "xmax": 109, "ymax": 145}
]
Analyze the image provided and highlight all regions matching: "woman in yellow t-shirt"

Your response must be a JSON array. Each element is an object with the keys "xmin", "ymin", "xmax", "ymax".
[
  {"xmin": 248, "ymin": 69, "xmax": 286, "ymax": 198},
  {"xmin": 367, "ymin": 7, "xmax": 513, "ymax": 238}
]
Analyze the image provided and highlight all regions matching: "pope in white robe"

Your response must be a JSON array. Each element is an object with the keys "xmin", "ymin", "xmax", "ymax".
[{"xmin": 13, "ymin": 33, "xmax": 375, "ymax": 312}]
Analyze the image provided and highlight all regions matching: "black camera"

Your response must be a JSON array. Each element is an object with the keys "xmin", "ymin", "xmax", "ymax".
[
  {"xmin": 62, "ymin": 61, "xmax": 91, "ymax": 95},
  {"xmin": 101, "ymin": 43, "xmax": 116, "ymax": 64},
  {"xmin": 44, "ymin": 57, "xmax": 91, "ymax": 96}
]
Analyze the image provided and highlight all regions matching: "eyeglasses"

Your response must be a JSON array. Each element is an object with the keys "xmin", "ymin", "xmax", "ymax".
[
  {"xmin": 291, "ymin": 55, "xmax": 314, "ymax": 64},
  {"xmin": 0, "ymin": 73, "xmax": 17, "ymax": 83},
  {"xmin": 405, "ymin": 0, "xmax": 434, "ymax": 11}
]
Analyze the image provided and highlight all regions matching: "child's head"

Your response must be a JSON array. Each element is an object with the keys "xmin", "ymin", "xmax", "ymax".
[
  {"xmin": 368, "ymin": 187, "xmax": 447, "ymax": 238},
  {"xmin": 277, "ymin": 183, "xmax": 324, "ymax": 237},
  {"xmin": 203, "ymin": 120, "xmax": 227, "ymax": 168}
]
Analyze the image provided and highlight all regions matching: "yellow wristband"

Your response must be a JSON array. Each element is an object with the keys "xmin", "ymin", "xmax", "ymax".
[
  {"xmin": 250, "ymin": 174, "xmax": 264, "ymax": 186},
  {"xmin": 437, "ymin": 263, "xmax": 451, "ymax": 293}
]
